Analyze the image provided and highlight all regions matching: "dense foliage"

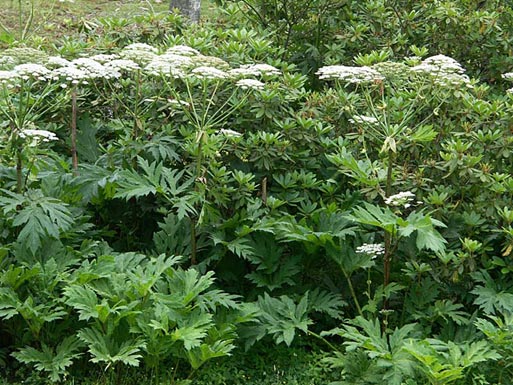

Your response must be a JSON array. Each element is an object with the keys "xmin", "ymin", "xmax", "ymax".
[{"xmin": 1, "ymin": 1, "xmax": 513, "ymax": 384}]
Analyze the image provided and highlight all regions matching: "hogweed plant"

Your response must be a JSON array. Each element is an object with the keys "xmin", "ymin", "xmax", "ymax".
[
  {"xmin": 318, "ymin": 52, "xmax": 471, "ymax": 319},
  {"xmin": 132, "ymin": 43, "xmax": 282, "ymax": 264},
  {"xmin": 0, "ymin": 62, "xmax": 64, "ymax": 192}
]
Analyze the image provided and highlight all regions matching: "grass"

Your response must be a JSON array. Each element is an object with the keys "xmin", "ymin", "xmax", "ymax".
[{"xmin": 0, "ymin": 0, "xmax": 216, "ymax": 46}]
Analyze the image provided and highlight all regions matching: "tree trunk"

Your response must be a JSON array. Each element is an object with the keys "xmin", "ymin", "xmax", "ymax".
[{"xmin": 169, "ymin": 0, "xmax": 201, "ymax": 23}]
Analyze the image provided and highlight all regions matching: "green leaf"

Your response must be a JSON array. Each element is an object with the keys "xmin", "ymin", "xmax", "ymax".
[
  {"xmin": 346, "ymin": 202, "xmax": 398, "ymax": 234},
  {"xmin": 63, "ymin": 285, "xmax": 99, "ymax": 321},
  {"xmin": 12, "ymin": 336, "xmax": 83, "ymax": 383}
]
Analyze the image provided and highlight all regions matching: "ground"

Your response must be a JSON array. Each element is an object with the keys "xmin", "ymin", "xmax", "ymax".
[{"xmin": 0, "ymin": 0, "xmax": 213, "ymax": 45}]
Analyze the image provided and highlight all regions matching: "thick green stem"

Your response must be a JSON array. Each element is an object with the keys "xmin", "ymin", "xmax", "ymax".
[
  {"xmin": 16, "ymin": 146, "xmax": 22, "ymax": 193},
  {"xmin": 341, "ymin": 267, "xmax": 363, "ymax": 317},
  {"xmin": 307, "ymin": 330, "xmax": 341, "ymax": 353},
  {"xmin": 383, "ymin": 150, "xmax": 394, "ymax": 314},
  {"xmin": 71, "ymin": 89, "xmax": 78, "ymax": 172}
]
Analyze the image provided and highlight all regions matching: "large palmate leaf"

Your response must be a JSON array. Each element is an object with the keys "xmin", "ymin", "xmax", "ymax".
[
  {"xmin": 114, "ymin": 157, "xmax": 192, "ymax": 200},
  {"xmin": 346, "ymin": 202, "xmax": 398, "ymax": 234},
  {"xmin": 326, "ymin": 316, "xmax": 418, "ymax": 385},
  {"xmin": 12, "ymin": 336, "xmax": 83, "ymax": 383},
  {"xmin": 0, "ymin": 189, "xmax": 74, "ymax": 254},
  {"xmin": 78, "ymin": 327, "xmax": 146, "ymax": 369}
]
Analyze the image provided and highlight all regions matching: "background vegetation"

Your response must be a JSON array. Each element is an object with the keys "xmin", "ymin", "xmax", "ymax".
[{"xmin": 1, "ymin": 0, "xmax": 513, "ymax": 384}]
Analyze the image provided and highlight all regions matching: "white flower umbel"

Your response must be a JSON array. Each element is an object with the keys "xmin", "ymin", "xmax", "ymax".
[
  {"xmin": 218, "ymin": 129, "xmax": 242, "ymax": 137},
  {"xmin": 349, "ymin": 115, "xmax": 379, "ymax": 125},
  {"xmin": 230, "ymin": 63, "xmax": 281, "ymax": 77},
  {"xmin": 166, "ymin": 45, "xmax": 200, "ymax": 56},
  {"xmin": 411, "ymin": 54, "xmax": 470, "ymax": 87},
  {"xmin": 19, "ymin": 129, "xmax": 58, "ymax": 142},
  {"xmin": 191, "ymin": 66, "xmax": 230, "ymax": 80},
  {"xmin": 105, "ymin": 59, "xmax": 141, "ymax": 72},
  {"xmin": 14, "ymin": 63, "xmax": 51, "ymax": 81},
  {"xmin": 72, "ymin": 58, "xmax": 121, "ymax": 80},
  {"xmin": 47, "ymin": 56, "xmax": 71, "ymax": 67},
  {"xmin": 0, "ymin": 70, "xmax": 19, "ymax": 84},
  {"xmin": 356, "ymin": 243, "xmax": 385, "ymax": 259},
  {"xmin": 121, "ymin": 44, "xmax": 158, "ymax": 65},
  {"xmin": 385, "ymin": 191, "xmax": 415, "ymax": 208},
  {"xmin": 145, "ymin": 58, "xmax": 186, "ymax": 78},
  {"xmin": 236, "ymin": 78, "xmax": 265, "ymax": 90},
  {"xmin": 316, "ymin": 65, "xmax": 385, "ymax": 84},
  {"xmin": 0, "ymin": 55, "xmax": 16, "ymax": 68},
  {"xmin": 89, "ymin": 54, "xmax": 119, "ymax": 64},
  {"xmin": 123, "ymin": 43, "xmax": 158, "ymax": 53},
  {"xmin": 158, "ymin": 53, "xmax": 194, "ymax": 67},
  {"xmin": 51, "ymin": 65, "xmax": 89, "ymax": 85}
]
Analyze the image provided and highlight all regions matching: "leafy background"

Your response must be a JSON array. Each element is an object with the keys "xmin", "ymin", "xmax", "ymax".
[{"xmin": 1, "ymin": 0, "xmax": 513, "ymax": 384}]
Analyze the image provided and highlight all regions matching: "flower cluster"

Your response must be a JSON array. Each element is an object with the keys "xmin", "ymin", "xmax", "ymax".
[
  {"xmin": 14, "ymin": 63, "xmax": 52, "ymax": 81},
  {"xmin": 0, "ymin": 70, "xmax": 19, "ymax": 84},
  {"xmin": 385, "ymin": 191, "xmax": 415, "ymax": 208},
  {"xmin": 356, "ymin": 243, "xmax": 385, "ymax": 259},
  {"xmin": 71, "ymin": 58, "xmax": 121, "ymax": 80},
  {"xmin": 120, "ymin": 43, "xmax": 159, "ymax": 65},
  {"xmin": 235, "ymin": 78, "xmax": 264, "ymax": 90},
  {"xmin": 191, "ymin": 66, "xmax": 230, "ymax": 80},
  {"xmin": 316, "ymin": 65, "xmax": 385, "ymax": 84},
  {"xmin": 105, "ymin": 59, "xmax": 141, "ymax": 73},
  {"xmin": 230, "ymin": 63, "xmax": 281, "ymax": 78},
  {"xmin": 502, "ymin": 73, "xmax": 513, "ymax": 93},
  {"xmin": 19, "ymin": 128, "xmax": 58, "ymax": 142},
  {"xmin": 166, "ymin": 45, "xmax": 200, "ymax": 56},
  {"xmin": 411, "ymin": 54, "xmax": 470, "ymax": 87}
]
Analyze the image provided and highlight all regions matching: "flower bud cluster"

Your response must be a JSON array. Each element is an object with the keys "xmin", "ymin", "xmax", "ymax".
[
  {"xmin": 316, "ymin": 65, "xmax": 385, "ymax": 84},
  {"xmin": 411, "ymin": 54, "xmax": 470, "ymax": 87},
  {"xmin": 385, "ymin": 191, "xmax": 416, "ymax": 208},
  {"xmin": 355, "ymin": 243, "xmax": 385, "ymax": 259},
  {"xmin": 19, "ymin": 128, "xmax": 58, "ymax": 142}
]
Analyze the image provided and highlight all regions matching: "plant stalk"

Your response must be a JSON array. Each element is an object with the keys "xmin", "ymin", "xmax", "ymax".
[{"xmin": 71, "ymin": 88, "xmax": 78, "ymax": 173}]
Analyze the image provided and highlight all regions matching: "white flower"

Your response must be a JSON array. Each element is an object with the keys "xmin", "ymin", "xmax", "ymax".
[
  {"xmin": 123, "ymin": 43, "xmax": 158, "ymax": 53},
  {"xmin": 236, "ymin": 78, "xmax": 264, "ymax": 90},
  {"xmin": 349, "ymin": 115, "xmax": 379, "ymax": 125},
  {"xmin": 218, "ymin": 129, "xmax": 242, "ymax": 137},
  {"xmin": 247, "ymin": 63, "xmax": 281, "ymax": 75},
  {"xmin": 51, "ymin": 65, "xmax": 89, "ymax": 85},
  {"xmin": 19, "ymin": 129, "xmax": 58, "ymax": 142},
  {"xmin": 72, "ymin": 58, "xmax": 121, "ymax": 79},
  {"xmin": 385, "ymin": 191, "xmax": 416, "ymax": 207},
  {"xmin": 231, "ymin": 63, "xmax": 281, "ymax": 77},
  {"xmin": 0, "ymin": 55, "xmax": 16, "ymax": 68},
  {"xmin": 317, "ymin": 65, "xmax": 385, "ymax": 83},
  {"xmin": 166, "ymin": 45, "xmax": 200, "ymax": 56},
  {"xmin": 0, "ymin": 70, "xmax": 19, "ymax": 84},
  {"xmin": 89, "ymin": 54, "xmax": 119, "ymax": 63},
  {"xmin": 411, "ymin": 55, "xmax": 470, "ymax": 87},
  {"xmin": 121, "ymin": 44, "xmax": 158, "ymax": 65},
  {"xmin": 158, "ymin": 53, "xmax": 194, "ymax": 67},
  {"xmin": 105, "ymin": 59, "xmax": 141, "ymax": 72},
  {"xmin": 145, "ymin": 59, "xmax": 185, "ymax": 78},
  {"xmin": 356, "ymin": 243, "xmax": 385, "ymax": 259},
  {"xmin": 191, "ymin": 66, "xmax": 230, "ymax": 80},
  {"xmin": 47, "ymin": 56, "xmax": 71, "ymax": 67},
  {"xmin": 14, "ymin": 63, "xmax": 51, "ymax": 81}
]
